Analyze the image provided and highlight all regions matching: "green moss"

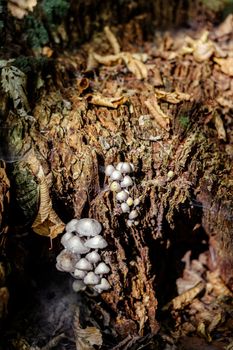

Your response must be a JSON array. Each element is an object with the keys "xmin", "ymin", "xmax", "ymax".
[
  {"xmin": 178, "ymin": 115, "xmax": 190, "ymax": 129},
  {"xmin": 25, "ymin": 16, "xmax": 49, "ymax": 48},
  {"xmin": 42, "ymin": 0, "xmax": 70, "ymax": 25}
]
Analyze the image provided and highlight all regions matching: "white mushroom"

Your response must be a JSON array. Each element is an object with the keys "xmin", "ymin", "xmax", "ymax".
[
  {"xmin": 133, "ymin": 197, "xmax": 141, "ymax": 206},
  {"xmin": 110, "ymin": 181, "xmax": 121, "ymax": 192},
  {"xmin": 110, "ymin": 170, "xmax": 123, "ymax": 181},
  {"xmin": 121, "ymin": 202, "xmax": 130, "ymax": 213},
  {"xmin": 66, "ymin": 218, "xmax": 79, "ymax": 233},
  {"xmin": 126, "ymin": 197, "xmax": 134, "ymax": 206},
  {"xmin": 85, "ymin": 251, "xmax": 101, "ymax": 264},
  {"xmin": 61, "ymin": 231, "xmax": 74, "ymax": 248},
  {"xmin": 65, "ymin": 236, "xmax": 90, "ymax": 254},
  {"xmin": 75, "ymin": 218, "xmax": 102, "ymax": 237},
  {"xmin": 75, "ymin": 258, "xmax": 93, "ymax": 271},
  {"xmin": 84, "ymin": 271, "xmax": 100, "ymax": 285},
  {"xmin": 73, "ymin": 269, "xmax": 87, "ymax": 279},
  {"xmin": 116, "ymin": 190, "xmax": 129, "ymax": 202},
  {"xmin": 128, "ymin": 210, "xmax": 138, "ymax": 220},
  {"xmin": 121, "ymin": 175, "xmax": 133, "ymax": 188},
  {"xmin": 116, "ymin": 162, "xmax": 124, "ymax": 171},
  {"xmin": 94, "ymin": 262, "xmax": 110, "ymax": 275},
  {"xmin": 105, "ymin": 164, "xmax": 115, "ymax": 177},
  {"xmin": 72, "ymin": 280, "xmax": 86, "ymax": 292},
  {"xmin": 56, "ymin": 249, "xmax": 79, "ymax": 272},
  {"xmin": 121, "ymin": 162, "xmax": 132, "ymax": 174},
  {"xmin": 84, "ymin": 235, "xmax": 108, "ymax": 249},
  {"xmin": 126, "ymin": 219, "xmax": 134, "ymax": 227},
  {"xmin": 94, "ymin": 278, "xmax": 111, "ymax": 293}
]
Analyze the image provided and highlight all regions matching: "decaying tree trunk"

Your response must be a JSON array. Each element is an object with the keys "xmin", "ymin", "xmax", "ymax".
[{"xmin": 0, "ymin": 0, "xmax": 233, "ymax": 347}]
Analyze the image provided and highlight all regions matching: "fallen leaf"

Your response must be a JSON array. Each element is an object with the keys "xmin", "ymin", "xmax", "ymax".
[
  {"xmin": 144, "ymin": 96, "xmax": 170, "ymax": 130},
  {"xmin": 8, "ymin": 0, "xmax": 37, "ymax": 19},
  {"xmin": 104, "ymin": 26, "xmax": 121, "ymax": 55},
  {"xmin": 214, "ymin": 114, "xmax": 226, "ymax": 141},
  {"xmin": 214, "ymin": 14, "xmax": 233, "ymax": 38},
  {"xmin": 214, "ymin": 57, "xmax": 233, "ymax": 76},
  {"xmin": 155, "ymin": 89, "xmax": 191, "ymax": 104},
  {"xmin": 121, "ymin": 52, "xmax": 148, "ymax": 80},
  {"xmin": 86, "ymin": 94, "xmax": 127, "ymax": 108}
]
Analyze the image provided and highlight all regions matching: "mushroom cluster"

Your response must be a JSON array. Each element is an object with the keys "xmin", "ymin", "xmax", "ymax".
[
  {"xmin": 105, "ymin": 162, "xmax": 141, "ymax": 226},
  {"xmin": 56, "ymin": 218, "xmax": 111, "ymax": 293}
]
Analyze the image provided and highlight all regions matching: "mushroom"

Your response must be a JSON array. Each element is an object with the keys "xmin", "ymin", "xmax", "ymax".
[
  {"xmin": 94, "ymin": 262, "xmax": 110, "ymax": 275},
  {"xmin": 94, "ymin": 278, "xmax": 111, "ymax": 293},
  {"xmin": 121, "ymin": 175, "xmax": 133, "ymax": 188},
  {"xmin": 65, "ymin": 236, "xmax": 90, "ymax": 254},
  {"xmin": 85, "ymin": 251, "xmax": 101, "ymax": 264},
  {"xmin": 105, "ymin": 164, "xmax": 115, "ymax": 177},
  {"xmin": 75, "ymin": 218, "xmax": 102, "ymax": 237},
  {"xmin": 84, "ymin": 235, "xmax": 108, "ymax": 249},
  {"xmin": 128, "ymin": 209, "xmax": 138, "ymax": 220},
  {"xmin": 72, "ymin": 280, "xmax": 86, "ymax": 292},
  {"xmin": 116, "ymin": 162, "xmax": 124, "ymax": 171},
  {"xmin": 126, "ymin": 197, "xmax": 134, "ymax": 206},
  {"xmin": 61, "ymin": 231, "xmax": 74, "ymax": 248},
  {"xmin": 84, "ymin": 271, "xmax": 100, "ymax": 285},
  {"xmin": 121, "ymin": 162, "xmax": 133, "ymax": 174},
  {"xmin": 75, "ymin": 258, "xmax": 93, "ymax": 271},
  {"xmin": 56, "ymin": 249, "xmax": 79, "ymax": 272},
  {"xmin": 110, "ymin": 170, "xmax": 123, "ymax": 181},
  {"xmin": 110, "ymin": 181, "xmax": 121, "ymax": 192},
  {"xmin": 73, "ymin": 269, "xmax": 87, "ymax": 279},
  {"xmin": 116, "ymin": 190, "xmax": 129, "ymax": 202},
  {"xmin": 66, "ymin": 219, "xmax": 79, "ymax": 233},
  {"xmin": 121, "ymin": 202, "xmax": 130, "ymax": 213}
]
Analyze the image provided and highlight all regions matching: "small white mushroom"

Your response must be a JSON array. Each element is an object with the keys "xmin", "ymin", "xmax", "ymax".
[
  {"xmin": 133, "ymin": 197, "xmax": 141, "ymax": 206},
  {"xmin": 110, "ymin": 181, "xmax": 121, "ymax": 192},
  {"xmin": 75, "ymin": 218, "xmax": 102, "ymax": 237},
  {"xmin": 85, "ymin": 251, "xmax": 101, "ymax": 264},
  {"xmin": 84, "ymin": 271, "xmax": 100, "ymax": 285},
  {"xmin": 61, "ymin": 231, "xmax": 74, "ymax": 248},
  {"xmin": 56, "ymin": 250, "xmax": 79, "ymax": 272},
  {"xmin": 73, "ymin": 269, "xmax": 87, "ymax": 279},
  {"xmin": 66, "ymin": 219, "xmax": 79, "ymax": 233},
  {"xmin": 94, "ymin": 262, "xmax": 110, "ymax": 275},
  {"xmin": 65, "ymin": 236, "xmax": 90, "ymax": 254},
  {"xmin": 116, "ymin": 162, "xmax": 124, "ymax": 171},
  {"xmin": 121, "ymin": 162, "xmax": 132, "ymax": 174},
  {"xmin": 105, "ymin": 164, "xmax": 115, "ymax": 177},
  {"xmin": 110, "ymin": 170, "xmax": 123, "ymax": 181},
  {"xmin": 72, "ymin": 280, "xmax": 86, "ymax": 292},
  {"xmin": 94, "ymin": 278, "xmax": 111, "ymax": 293},
  {"xmin": 126, "ymin": 197, "xmax": 134, "ymax": 206},
  {"xmin": 126, "ymin": 219, "xmax": 134, "ymax": 227},
  {"xmin": 84, "ymin": 235, "xmax": 108, "ymax": 249},
  {"xmin": 116, "ymin": 190, "xmax": 129, "ymax": 202},
  {"xmin": 121, "ymin": 175, "xmax": 133, "ymax": 188},
  {"xmin": 121, "ymin": 202, "xmax": 130, "ymax": 213},
  {"xmin": 75, "ymin": 258, "xmax": 93, "ymax": 271},
  {"xmin": 128, "ymin": 209, "xmax": 138, "ymax": 220}
]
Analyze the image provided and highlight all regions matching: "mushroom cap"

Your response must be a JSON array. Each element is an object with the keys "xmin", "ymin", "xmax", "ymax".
[
  {"xmin": 94, "ymin": 278, "xmax": 111, "ymax": 293},
  {"xmin": 84, "ymin": 271, "xmax": 100, "ymax": 285},
  {"xmin": 105, "ymin": 164, "xmax": 115, "ymax": 177},
  {"xmin": 116, "ymin": 190, "xmax": 129, "ymax": 202},
  {"xmin": 110, "ymin": 181, "xmax": 121, "ymax": 192},
  {"xmin": 85, "ymin": 251, "xmax": 101, "ymax": 264},
  {"xmin": 65, "ymin": 236, "xmax": 90, "ymax": 254},
  {"xmin": 110, "ymin": 170, "xmax": 123, "ymax": 181},
  {"xmin": 128, "ymin": 209, "xmax": 138, "ymax": 220},
  {"xmin": 121, "ymin": 162, "xmax": 133, "ymax": 174},
  {"xmin": 56, "ymin": 249, "xmax": 79, "ymax": 272},
  {"xmin": 66, "ymin": 219, "xmax": 79, "ymax": 233},
  {"xmin": 75, "ymin": 258, "xmax": 93, "ymax": 271},
  {"xmin": 94, "ymin": 262, "xmax": 110, "ymax": 275},
  {"xmin": 61, "ymin": 232, "xmax": 74, "ymax": 248},
  {"xmin": 121, "ymin": 202, "xmax": 130, "ymax": 213},
  {"xmin": 72, "ymin": 280, "xmax": 86, "ymax": 292},
  {"xmin": 121, "ymin": 175, "xmax": 133, "ymax": 188},
  {"xmin": 84, "ymin": 235, "xmax": 108, "ymax": 249},
  {"xmin": 75, "ymin": 218, "xmax": 102, "ymax": 237},
  {"xmin": 73, "ymin": 269, "xmax": 87, "ymax": 279}
]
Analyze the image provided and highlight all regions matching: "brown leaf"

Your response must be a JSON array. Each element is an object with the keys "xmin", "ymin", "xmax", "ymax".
[
  {"xmin": 155, "ymin": 89, "xmax": 191, "ymax": 104},
  {"xmin": 144, "ymin": 96, "xmax": 170, "ymax": 130},
  {"xmin": 214, "ymin": 14, "xmax": 233, "ymax": 38},
  {"xmin": 214, "ymin": 57, "xmax": 233, "ymax": 76},
  {"xmin": 8, "ymin": 0, "xmax": 37, "ymax": 19},
  {"xmin": 121, "ymin": 52, "xmax": 148, "ymax": 80},
  {"xmin": 86, "ymin": 94, "xmax": 127, "ymax": 108},
  {"xmin": 104, "ymin": 26, "xmax": 121, "ymax": 55}
]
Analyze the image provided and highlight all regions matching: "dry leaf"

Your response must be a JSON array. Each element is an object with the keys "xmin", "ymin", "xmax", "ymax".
[
  {"xmin": 214, "ymin": 57, "xmax": 233, "ymax": 76},
  {"xmin": 104, "ymin": 26, "xmax": 121, "ymax": 55},
  {"xmin": 166, "ymin": 281, "xmax": 205, "ymax": 310},
  {"xmin": 180, "ymin": 31, "xmax": 215, "ymax": 62},
  {"xmin": 27, "ymin": 152, "xmax": 65, "ymax": 239},
  {"xmin": 144, "ymin": 96, "xmax": 170, "ymax": 130},
  {"xmin": 121, "ymin": 53, "xmax": 148, "ymax": 80},
  {"xmin": 92, "ymin": 52, "xmax": 121, "ymax": 66},
  {"xmin": 214, "ymin": 14, "xmax": 233, "ymax": 38},
  {"xmin": 8, "ymin": 0, "xmax": 37, "ymax": 19},
  {"xmin": 155, "ymin": 89, "xmax": 191, "ymax": 104},
  {"xmin": 214, "ymin": 114, "xmax": 226, "ymax": 141},
  {"xmin": 86, "ymin": 94, "xmax": 127, "ymax": 108}
]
